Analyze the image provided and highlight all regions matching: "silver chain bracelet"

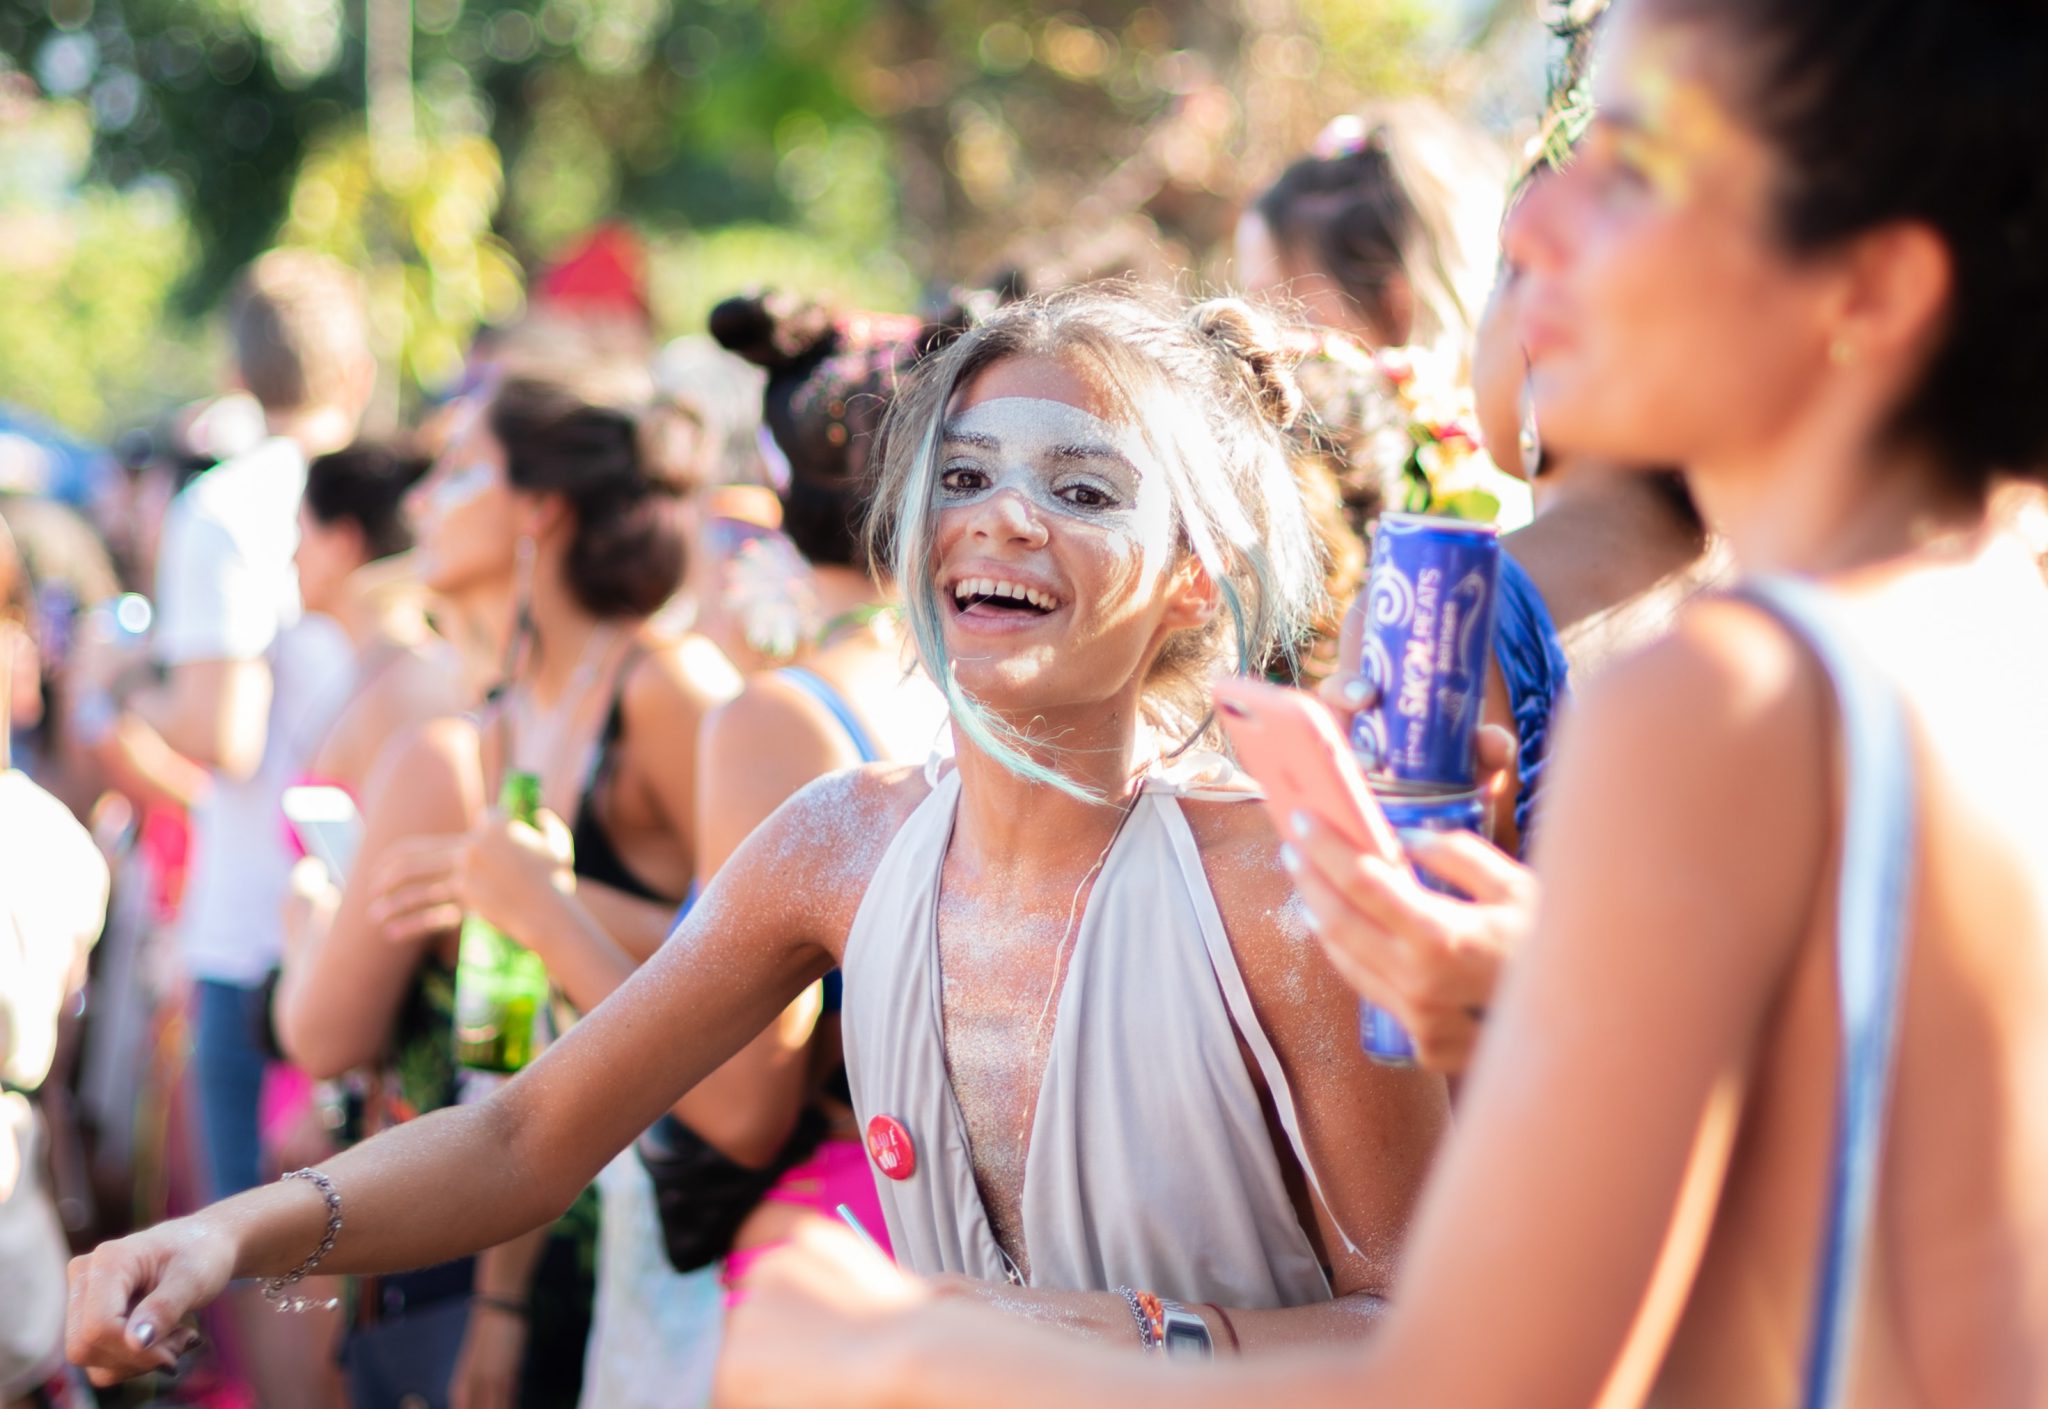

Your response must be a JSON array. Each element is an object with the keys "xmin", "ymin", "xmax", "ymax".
[
  {"xmin": 261, "ymin": 1168, "xmax": 343, "ymax": 1313},
  {"xmin": 1116, "ymin": 1285, "xmax": 1160, "ymax": 1352}
]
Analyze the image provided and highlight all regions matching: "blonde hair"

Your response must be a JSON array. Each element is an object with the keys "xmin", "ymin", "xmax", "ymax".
[{"xmin": 864, "ymin": 283, "xmax": 1325, "ymax": 801}]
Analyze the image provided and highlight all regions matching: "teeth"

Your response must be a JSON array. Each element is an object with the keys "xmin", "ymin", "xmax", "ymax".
[{"xmin": 950, "ymin": 577, "xmax": 1056, "ymax": 610}]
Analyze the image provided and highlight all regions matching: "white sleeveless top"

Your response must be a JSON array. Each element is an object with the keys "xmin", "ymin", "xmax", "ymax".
[{"xmin": 840, "ymin": 764, "xmax": 1336, "ymax": 1308}]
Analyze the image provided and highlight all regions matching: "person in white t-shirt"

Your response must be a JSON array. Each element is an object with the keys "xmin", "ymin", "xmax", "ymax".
[
  {"xmin": 71, "ymin": 250, "xmax": 371, "ymax": 1409},
  {"xmin": 0, "ymin": 516, "xmax": 110, "ymax": 1409}
]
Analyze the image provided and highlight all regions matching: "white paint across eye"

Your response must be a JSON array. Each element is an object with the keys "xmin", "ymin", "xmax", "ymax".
[
  {"xmin": 937, "ymin": 397, "xmax": 1148, "ymax": 527},
  {"xmin": 424, "ymin": 459, "xmax": 498, "ymax": 516}
]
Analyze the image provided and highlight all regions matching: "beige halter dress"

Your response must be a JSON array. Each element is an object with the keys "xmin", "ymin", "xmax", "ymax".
[{"xmin": 839, "ymin": 759, "xmax": 1344, "ymax": 1309}]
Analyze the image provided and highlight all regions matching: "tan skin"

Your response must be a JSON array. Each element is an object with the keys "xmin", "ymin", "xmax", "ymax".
[
  {"xmin": 64, "ymin": 350, "xmax": 1449, "ymax": 1384},
  {"xmin": 271, "ymin": 403, "xmax": 738, "ymax": 1409},
  {"xmin": 708, "ymin": 6, "xmax": 2048, "ymax": 1406}
]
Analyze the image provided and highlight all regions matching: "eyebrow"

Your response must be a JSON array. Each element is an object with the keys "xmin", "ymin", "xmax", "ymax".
[{"xmin": 941, "ymin": 422, "xmax": 1137, "ymax": 471}]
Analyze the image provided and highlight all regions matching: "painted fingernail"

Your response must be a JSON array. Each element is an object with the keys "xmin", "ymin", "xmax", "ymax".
[
  {"xmin": 1342, "ymin": 678, "xmax": 1375, "ymax": 707},
  {"xmin": 1289, "ymin": 810, "xmax": 1311, "ymax": 839},
  {"xmin": 1279, "ymin": 844, "xmax": 1301, "ymax": 872},
  {"xmin": 1397, "ymin": 827, "xmax": 1438, "ymax": 851},
  {"xmin": 130, "ymin": 1321, "xmax": 155, "ymax": 1349}
]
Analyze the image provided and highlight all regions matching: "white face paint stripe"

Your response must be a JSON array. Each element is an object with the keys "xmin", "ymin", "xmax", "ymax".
[
  {"xmin": 936, "ymin": 397, "xmax": 1149, "ymax": 527},
  {"xmin": 424, "ymin": 460, "xmax": 499, "ymax": 517}
]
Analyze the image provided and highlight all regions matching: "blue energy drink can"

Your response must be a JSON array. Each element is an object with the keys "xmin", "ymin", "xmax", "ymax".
[
  {"xmin": 1358, "ymin": 788, "xmax": 1487, "ymax": 1066},
  {"xmin": 1351, "ymin": 514, "xmax": 1502, "ymax": 793}
]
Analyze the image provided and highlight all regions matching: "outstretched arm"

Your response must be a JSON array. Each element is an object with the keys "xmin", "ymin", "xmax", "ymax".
[{"xmin": 66, "ymin": 769, "xmax": 908, "ymax": 1384}]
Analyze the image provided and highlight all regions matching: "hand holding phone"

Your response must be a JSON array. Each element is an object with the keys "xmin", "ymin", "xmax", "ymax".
[
  {"xmin": 1211, "ymin": 677, "xmax": 1402, "ymax": 862},
  {"xmin": 282, "ymin": 784, "xmax": 364, "ymax": 883}
]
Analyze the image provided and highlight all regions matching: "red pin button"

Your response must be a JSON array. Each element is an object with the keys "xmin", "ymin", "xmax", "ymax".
[{"xmin": 865, "ymin": 1114, "xmax": 917, "ymax": 1181}]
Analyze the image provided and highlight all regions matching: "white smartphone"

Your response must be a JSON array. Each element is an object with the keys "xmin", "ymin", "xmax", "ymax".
[{"xmin": 282, "ymin": 784, "xmax": 365, "ymax": 883}]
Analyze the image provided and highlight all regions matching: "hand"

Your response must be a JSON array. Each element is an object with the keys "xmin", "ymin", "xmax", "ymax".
[
  {"xmin": 1319, "ymin": 602, "xmax": 1522, "ymax": 828},
  {"xmin": 716, "ymin": 1220, "xmax": 929, "ymax": 1409},
  {"xmin": 1283, "ymin": 808, "xmax": 1538, "ymax": 1073},
  {"xmin": 281, "ymin": 855, "xmax": 341, "ymax": 967},
  {"xmin": 449, "ymin": 1299, "xmax": 528, "ymax": 1409},
  {"xmin": 457, "ymin": 809, "xmax": 575, "ymax": 945},
  {"xmin": 367, "ymin": 832, "xmax": 469, "ymax": 944},
  {"xmin": 66, "ymin": 1218, "xmax": 235, "ymax": 1387}
]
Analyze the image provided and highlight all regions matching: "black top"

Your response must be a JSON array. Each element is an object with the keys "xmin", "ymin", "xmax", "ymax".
[{"xmin": 569, "ymin": 646, "xmax": 681, "ymax": 907}]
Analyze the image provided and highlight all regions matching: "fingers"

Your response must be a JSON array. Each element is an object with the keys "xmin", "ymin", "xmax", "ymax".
[
  {"xmin": 67, "ymin": 1251, "xmax": 176, "ymax": 1385},
  {"xmin": 369, "ymin": 835, "xmax": 465, "ymax": 897},
  {"xmin": 368, "ymin": 845, "xmax": 465, "ymax": 940},
  {"xmin": 1405, "ymin": 829, "xmax": 1537, "ymax": 908},
  {"xmin": 374, "ymin": 892, "xmax": 463, "ymax": 943},
  {"xmin": 1475, "ymin": 723, "xmax": 1520, "ymax": 779},
  {"xmin": 1281, "ymin": 812, "xmax": 1502, "ymax": 1062},
  {"xmin": 1336, "ymin": 586, "xmax": 1370, "ymax": 681},
  {"xmin": 532, "ymin": 809, "xmax": 575, "ymax": 866}
]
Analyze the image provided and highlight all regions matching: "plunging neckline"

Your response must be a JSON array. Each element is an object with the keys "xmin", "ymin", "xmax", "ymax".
[{"xmin": 924, "ymin": 773, "xmax": 1147, "ymax": 1284}]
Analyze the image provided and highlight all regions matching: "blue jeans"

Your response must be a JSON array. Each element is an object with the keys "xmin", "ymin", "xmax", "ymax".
[{"xmin": 189, "ymin": 978, "xmax": 269, "ymax": 1200}]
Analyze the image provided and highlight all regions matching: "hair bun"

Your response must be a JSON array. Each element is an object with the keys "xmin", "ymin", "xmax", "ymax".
[
  {"xmin": 635, "ymin": 396, "xmax": 710, "ymax": 498},
  {"xmin": 1190, "ymin": 297, "xmax": 1306, "ymax": 431},
  {"xmin": 709, "ymin": 292, "xmax": 836, "ymax": 372}
]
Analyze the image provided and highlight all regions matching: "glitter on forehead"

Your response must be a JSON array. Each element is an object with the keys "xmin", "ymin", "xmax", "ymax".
[{"xmin": 1608, "ymin": 29, "xmax": 1741, "ymax": 207}]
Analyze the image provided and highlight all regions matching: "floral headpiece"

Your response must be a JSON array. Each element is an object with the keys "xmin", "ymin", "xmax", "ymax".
[
  {"xmin": 1292, "ymin": 330, "xmax": 1501, "ymax": 524},
  {"xmin": 1523, "ymin": 0, "xmax": 1607, "ymax": 175}
]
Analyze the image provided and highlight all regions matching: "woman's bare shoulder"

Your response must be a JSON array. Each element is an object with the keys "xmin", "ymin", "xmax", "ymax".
[
  {"xmin": 756, "ymin": 763, "xmax": 932, "ymax": 868},
  {"xmin": 359, "ymin": 713, "xmax": 484, "ymax": 824},
  {"xmin": 1177, "ymin": 796, "xmax": 1321, "ymax": 976},
  {"xmin": 701, "ymin": 762, "xmax": 934, "ymax": 949},
  {"xmin": 1564, "ymin": 592, "xmax": 1832, "ymax": 779},
  {"xmin": 626, "ymin": 628, "xmax": 744, "ymax": 723}
]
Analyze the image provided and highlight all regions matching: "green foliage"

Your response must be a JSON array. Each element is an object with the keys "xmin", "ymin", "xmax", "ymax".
[
  {"xmin": 0, "ymin": 0, "xmax": 1492, "ymax": 433},
  {"xmin": 0, "ymin": 98, "xmax": 208, "ymax": 436},
  {"xmin": 281, "ymin": 123, "xmax": 524, "ymax": 393}
]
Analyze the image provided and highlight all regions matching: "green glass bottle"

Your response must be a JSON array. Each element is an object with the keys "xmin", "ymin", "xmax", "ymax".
[{"xmin": 453, "ymin": 770, "xmax": 550, "ymax": 1072}]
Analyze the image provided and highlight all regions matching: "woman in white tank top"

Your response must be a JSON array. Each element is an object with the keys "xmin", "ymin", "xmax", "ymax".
[{"xmin": 66, "ymin": 287, "xmax": 1450, "ymax": 1382}]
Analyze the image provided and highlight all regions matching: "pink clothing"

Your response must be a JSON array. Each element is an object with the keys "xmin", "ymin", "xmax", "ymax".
[{"xmin": 721, "ymin": 1138, "xmax": 891, "ymax": 1303}]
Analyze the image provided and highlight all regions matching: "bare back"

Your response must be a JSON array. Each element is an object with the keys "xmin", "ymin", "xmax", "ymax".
[{"xmin": 1660, "ymin": 544, "xmax": 2048, "ymax": 1407}]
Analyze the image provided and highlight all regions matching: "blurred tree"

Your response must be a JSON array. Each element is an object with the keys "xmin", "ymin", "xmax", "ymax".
[
  {"xmin": 280, "ymin": 121, "xmax": 524, "ymax": 396},
  {"xmin": 0, "ymin": 0, "xmax": 1529, "ymax": 431},
  {"xmin": 0, "ymin": 76, "xmax": 208, "ymax": 437}
]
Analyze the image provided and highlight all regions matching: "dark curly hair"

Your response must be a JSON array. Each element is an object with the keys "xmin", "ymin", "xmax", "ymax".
[
  {"xmin": 304, "ymin": 441, "xmax": 430, "ymax": 562},
  {"xmin": 489, "ymin": 371, "xmax": 703, "ymax": 618}
]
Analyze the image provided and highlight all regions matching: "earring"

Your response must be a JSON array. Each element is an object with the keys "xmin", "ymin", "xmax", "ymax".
[
  {"xmin": 1518, "ymin": 372, "xmax": 1544, "ymax": 479},
  {"xmin": 504, "ymin": 535, "xmax": 538, "ymax": 685}
]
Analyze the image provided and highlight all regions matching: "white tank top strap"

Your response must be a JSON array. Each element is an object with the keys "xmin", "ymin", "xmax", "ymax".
[{"xmin": 1150, "ymin": 791, "xmax": 1367, "ymax": 1261}]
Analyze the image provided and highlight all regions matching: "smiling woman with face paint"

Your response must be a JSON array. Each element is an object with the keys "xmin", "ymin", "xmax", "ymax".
[
  {"xmin": 702, "ymin": 0, "xmax": 2048, "ymax": 1405},
  {"xmin": 64, "ymin": 287, "xmax": 1449, "ymax": 1384}
]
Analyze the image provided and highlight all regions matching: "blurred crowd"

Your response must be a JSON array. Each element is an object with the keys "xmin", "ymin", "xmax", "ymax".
[
  {"xmin": 2, "ymin": 92, "xmax": 1532, "ymax": 1409},
  {"xmin": 12, "ymin": 2, "xmax": 2048, "ymax": 1408}
]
